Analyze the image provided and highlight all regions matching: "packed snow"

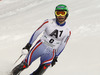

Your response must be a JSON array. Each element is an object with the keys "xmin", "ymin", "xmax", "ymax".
[{"xmin": 0, "ymin": 0, "xmax": 100, "ymax": 75}]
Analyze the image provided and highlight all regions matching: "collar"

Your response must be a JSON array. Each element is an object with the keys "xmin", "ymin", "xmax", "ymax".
[{"xmin": 56, "ymin": 20, "xmax": 66, "ymax": 26}]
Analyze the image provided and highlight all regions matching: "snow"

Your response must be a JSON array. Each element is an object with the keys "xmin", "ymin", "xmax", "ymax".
[{"xmin": 0, "ymin": 0, "xmax": 100, "ymax": 75}]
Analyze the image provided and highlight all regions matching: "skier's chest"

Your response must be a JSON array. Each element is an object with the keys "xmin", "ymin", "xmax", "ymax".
[{"xmin": 45, "ymin": 24, "xmax": 67, "ymax": 39}]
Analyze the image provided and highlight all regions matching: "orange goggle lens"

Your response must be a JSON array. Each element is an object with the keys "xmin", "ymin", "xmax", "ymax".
[{"xmin": 55, "ymin": 11, "xmax": 67, "ymax": 16}]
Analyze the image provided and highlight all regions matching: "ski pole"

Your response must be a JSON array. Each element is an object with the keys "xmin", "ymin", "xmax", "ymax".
[{"xmin": 14, "ymin": 54, "xmax": 23, "ymax": 65}]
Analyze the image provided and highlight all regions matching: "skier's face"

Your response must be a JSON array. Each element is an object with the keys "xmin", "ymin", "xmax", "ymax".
[
  {"xmin": 56, "ymin": 15, "xmax": 66, "ymax": 23},
  {"xmin": 55, "ymin": 11, "xmax": 67, "ymax": 23}
]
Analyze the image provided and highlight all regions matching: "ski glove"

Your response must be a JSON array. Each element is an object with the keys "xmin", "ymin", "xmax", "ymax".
[
  {"xmin": 22, "ymin": 43, "xmax": 32, "ymax": 55},
  {"xmin": 51, "ymin": 56, "xmax": 58, "ymax": 67},
  {"xmin": 23, "ymin": 43, "xmax": 32, "ymax": 51},
  {"xmin": 22, "ymin": 49, "xmax": 29, "ymax": 55}
]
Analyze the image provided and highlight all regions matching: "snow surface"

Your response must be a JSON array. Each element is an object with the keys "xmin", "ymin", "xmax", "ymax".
[{"xmin": 0, "ymin": 0, "xmax": 100, "ymax": 75}]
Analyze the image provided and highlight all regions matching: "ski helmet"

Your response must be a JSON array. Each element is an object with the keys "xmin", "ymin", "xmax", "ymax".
[
  {"xmin": 55, "ymin": 4, "xmax": 69, "ymax": 12},
  {"xmin": 55, "ymin": 4, "xmax": 69, "ymax": 18}
]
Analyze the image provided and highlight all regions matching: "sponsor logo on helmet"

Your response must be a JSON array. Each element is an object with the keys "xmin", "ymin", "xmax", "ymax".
[{"xmin": 57, "ymin": 6, "xmax": 65, "ymax": 9}]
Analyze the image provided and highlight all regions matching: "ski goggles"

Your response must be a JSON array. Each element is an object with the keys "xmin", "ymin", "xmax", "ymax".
[{"xmin": 55, "ymin": 11, "xmax": 67, "ymax": 16}]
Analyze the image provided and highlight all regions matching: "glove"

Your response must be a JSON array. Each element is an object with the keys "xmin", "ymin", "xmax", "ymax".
[
  {"xmin": 23, "ymin": 43, "xmax": 32, "ymax": 51},
  {"xmin": 51, "ymin": 56, "xmax": 58, "ymax": 67},
  {"xmin": 22, "ymin": 43, "xmax": 32, "ymax": 55},
  {"xmin": 22, "ymin": 49, "xmax": 29, "ymax": 55}
]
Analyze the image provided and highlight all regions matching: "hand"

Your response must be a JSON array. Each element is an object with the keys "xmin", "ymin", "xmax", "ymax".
[
  {"xmin": 51, "ymin": 56, "xmax": 58, "ymax": 67},
  {"xmin": 22, "ymin": 49, "xmax": 29, "ymax": 55},
  {"xmin": 23, "ymin": 43, "xmax": 32, "ymax": 51}
]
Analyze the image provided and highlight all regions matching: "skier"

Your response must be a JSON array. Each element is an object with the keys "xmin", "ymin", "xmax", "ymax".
[{"xmin": 11, "ymin": 4, "xmax": 71, "ymax": 75}]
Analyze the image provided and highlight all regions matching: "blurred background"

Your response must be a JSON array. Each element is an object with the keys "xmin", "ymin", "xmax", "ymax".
[{"xmin": 0, "ymin": 0, "xmax": 100, "ymax": 75}]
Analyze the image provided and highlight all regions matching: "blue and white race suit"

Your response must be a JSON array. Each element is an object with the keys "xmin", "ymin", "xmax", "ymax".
[{"xmin": 23, "ymin": 18, "xmax": 71, "ymax": 66}]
